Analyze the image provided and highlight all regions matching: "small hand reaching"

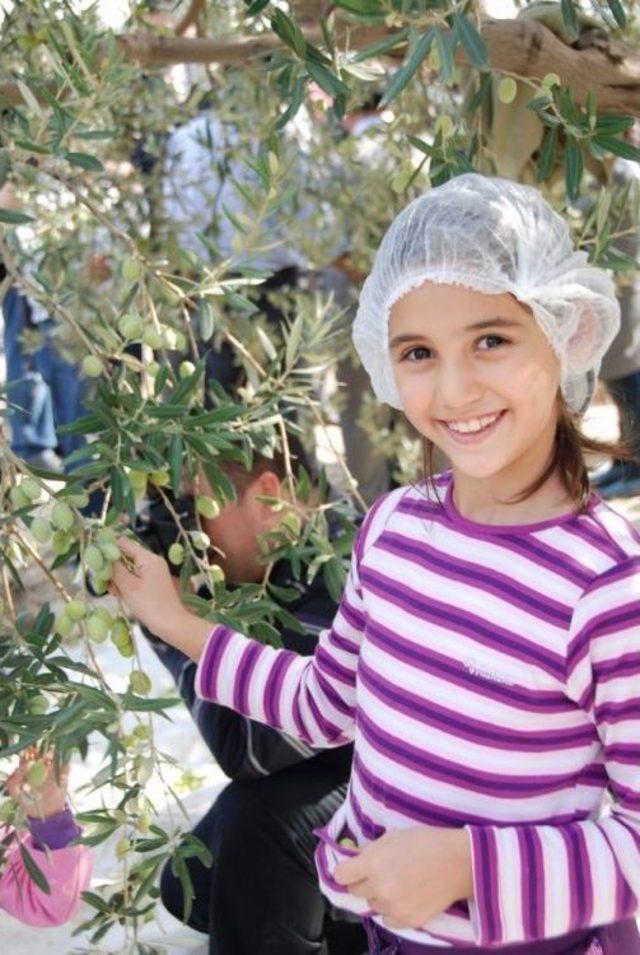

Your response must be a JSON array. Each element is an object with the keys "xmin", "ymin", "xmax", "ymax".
[
  {"xmin": 111, "ymin": 537, "xmax": 213, "ymax": 660},
  {"xmin": 5, "ymin": 748, "xmax": 69, "ymax": 820},
  {"xmin": 110, "ymin": 538, "xmax": 186, "ymax": 640}
]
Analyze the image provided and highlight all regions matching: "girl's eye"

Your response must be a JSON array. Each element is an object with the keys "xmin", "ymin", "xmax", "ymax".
[
  {"xmin": 401, "ymin": 345, "xmax": 432, "ymax": 362},
  {"xmin": 477, "ymin": 334, "xmax": 508, "ymax": 351}
]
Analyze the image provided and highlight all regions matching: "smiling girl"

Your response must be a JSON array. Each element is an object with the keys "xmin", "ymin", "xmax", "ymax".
[{"xmin": 112, "ymin": 174, "xmax": 640, "ymax": 953}]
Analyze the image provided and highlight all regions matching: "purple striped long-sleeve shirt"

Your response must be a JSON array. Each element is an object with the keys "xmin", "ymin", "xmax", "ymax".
[{"xmin": 195, "ymin": 473, "xmax": 640, "ymax": 948}]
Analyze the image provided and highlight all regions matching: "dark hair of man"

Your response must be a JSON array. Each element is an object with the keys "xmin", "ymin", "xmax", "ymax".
[{"xmin": 218, "ymin": 433, "xmax": 312, "ymax": 497}]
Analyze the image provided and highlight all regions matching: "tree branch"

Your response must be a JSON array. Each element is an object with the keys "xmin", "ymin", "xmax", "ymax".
[
  {"xmin": 114, "ymin": 18, "xmax": 640, "ymax": 115},
  {"xmin": 2, "ymin": 18, "xmax": 640, "ymax": 114},
  {"xmin": 174, "ymin": 0, "xmax": 205, "ymax": 36}
]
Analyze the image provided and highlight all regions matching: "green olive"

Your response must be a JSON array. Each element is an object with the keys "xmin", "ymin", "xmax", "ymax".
[
  {"xmin": 52, "ymin": 501, "xmax": 75, "ymax": 531},
  {"xmin": 179, "ymin": 360, "xmax": 196, "ymax": 379},
  {"xmin": 196, "ymin": 496, "xmax": 220, "ymax": 519},
  {"xmin": 55, "ymin": 612, "xmax": 76, "ymax": 638},
  {"xmin": 86, "ymin": 610, "xmax": 111, "ymax": 642},
  {"xmin": 31, "ymin": 517, "xmax": 53, "ymax": 543},
  {"xmin": 129, "ymin": 670, "xmax": 152, "ymax": 695},
  {"xmin": 121, "ymin": 257, "xmax": 141, "ymax": 282},
  {"xmin": 66, "ymin": 598, "xmax": 88, "ymax": 621},
  {"xmin": 52, "ymin": 530, "xmax": 73, "ymax": 555},
  {"xmin": 142, "ymin": 327, "xmax": 163, "ymax": 349},
  {"xmin": 82, "ymin": 355, "xmax": 103, "ymax": 378},
  {"xmin": 27, "ymin": 761, "xmax": 48, "ymax": 789},
  {"xmin": 100, "ymin": 541, "xmax": 121, "ymax": 563},
  {"xmin": 85, "ymin": 544, "xmax": 106, "ymax": 573},
  {"xmin": 21, "ymin": 478, "xmax": 41, "ymax": 501},
  {"xmin": 168, "ymin": 543, "xmax": 185, "ymax": 565},
  {"xmin": 209, "ymin": 564, "xmax": 225, "ymax": 585},
  {"xmin": 10, "ymin": 486, "xmax": 30, "ymax": 509}
]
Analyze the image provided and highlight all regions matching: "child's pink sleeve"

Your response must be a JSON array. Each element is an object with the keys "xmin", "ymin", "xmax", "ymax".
[{"xmin": 0, "ymin": 812, "xmax": 92, "ymax": 927}]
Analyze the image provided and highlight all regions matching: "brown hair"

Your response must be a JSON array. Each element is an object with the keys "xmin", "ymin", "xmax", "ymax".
[{"xmin": 421, "ymin": 392, "xmax": 634, "ymax": 511}]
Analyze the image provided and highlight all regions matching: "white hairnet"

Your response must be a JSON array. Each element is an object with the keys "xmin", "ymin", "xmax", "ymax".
[{"xmin": 352, "ymin": 173, "xmax": 620, "ymax": 415}]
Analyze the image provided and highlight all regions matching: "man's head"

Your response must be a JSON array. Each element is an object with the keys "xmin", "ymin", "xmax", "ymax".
[{"xmin": 196, "ymin": 436, "xmax": 312, "ymax": 584}]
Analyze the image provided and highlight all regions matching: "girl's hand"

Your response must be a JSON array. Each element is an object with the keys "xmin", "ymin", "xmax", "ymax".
[
  {"xmin": 111, "ymin": 537, "xmax": 213, "ymax": 661},
  {"xmin": 111, "ymin": 538, "xmax": 187, "ymax": 640},
  {"xmin": 5, "ymin": 748, "xmax": 69, "ymax": 820},
  {"xmin": 333, "ymin": 826, "xmax": 473, "ymax": 930}
]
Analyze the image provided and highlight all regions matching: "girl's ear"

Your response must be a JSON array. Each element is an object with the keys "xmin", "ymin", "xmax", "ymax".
[{"xmin": 566, "ymin": 303, "xmax": 601, "ymax": 376}]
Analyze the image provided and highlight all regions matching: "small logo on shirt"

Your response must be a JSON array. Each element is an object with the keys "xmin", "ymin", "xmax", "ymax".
[{"xmin": 464, "ymin": 656, "xmax": 515, "ymax": 686}]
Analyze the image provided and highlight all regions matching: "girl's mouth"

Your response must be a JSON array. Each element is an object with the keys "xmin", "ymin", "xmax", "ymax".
[{"xmin": 439, "ymin": 410, "xmax": 506, "ymax": 444}]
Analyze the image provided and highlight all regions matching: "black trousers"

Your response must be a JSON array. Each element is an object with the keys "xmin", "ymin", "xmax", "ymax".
[{"xmin": 160, "ymin": 756, "xmax": 368, "ymax": 955}]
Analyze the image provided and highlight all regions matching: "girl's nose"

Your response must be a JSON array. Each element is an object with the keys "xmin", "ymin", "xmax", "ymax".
[{"xmin": 436, "ymin": 359, "xmax": 484, "ymax": 410}]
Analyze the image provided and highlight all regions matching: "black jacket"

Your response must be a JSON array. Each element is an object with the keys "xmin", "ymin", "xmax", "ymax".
[{"xmin": 142, "ymin": 557, "xmax": 353, "ymax": 783}]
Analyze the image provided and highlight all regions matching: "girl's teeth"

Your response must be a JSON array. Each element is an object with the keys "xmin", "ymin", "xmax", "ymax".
[{"xmin": 447, "ymin": 413, "xmax": 499, "ymax": 434}]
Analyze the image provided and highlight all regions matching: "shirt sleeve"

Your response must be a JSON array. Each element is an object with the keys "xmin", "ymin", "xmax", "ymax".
[
  {"xmin": 0, "ymin": 821, "xmax": 92, "ymax": 927},
  {"xmin": 466, "ymin": 557, "xmax": 640, "ymax": 946},
  {"xmin": 194, "ymin": 503, "xmax": 383, "ymax": 749}
]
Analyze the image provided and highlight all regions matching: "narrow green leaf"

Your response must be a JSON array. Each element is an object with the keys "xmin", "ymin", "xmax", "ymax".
[
  {"xmin": 285, "ymin": 312, "xmax": 304, "ymax": 370},
  {"xmin": 593, "ymin": 135, "xmax": 640, "ymax": 162},
  {"xmin": 407, "ymin": 135, "xmax": 433, "ymax": 157},
  {"xmin": 353, "ymin": 28, "xmax": 409, "ymax": 62},
  {"xmin": 433, "ymin": 27, "xmax": 455, "ymax": 84},
  {"xmin": 275, "ymin": 75, "xmax": 306, "ymax": 130},
  {"xmin": 64, "ymin": 151, "xmax": 104, "ymax": 172},
  {"xmin": 380, "ymin": 29, "xmax": 433, "ymax": 107},
  {"xmin": 172, "ymin": 853, "xmax": 195, "ymax": 924},
  {"xmin": 452, "ymin": 13, "xmax": 487, "ymax": 69},
  {"xmin": 606, "ymin": 0, "xmax": 627, "ymax": 27},
  {"xmin": 202, "ymin": 461, "xmax": 236, "ymax": 504},
  {"xmin": 75, "ymin": 128, "xmax": 119, "ymax": 140},
  {"xmin": 0, "ymin": 209, "xmax": 34, "ymax": 224},
  {"xmin": 14, "ymin": 138, "xmax": 51, "ymax": 155},
  {"xmin": 244, "ymin": 0, "xmax": 271, "ymax": 14},
  {"xmin": 20, "ymin": 844, "xmax": 51, "ymax": 894},
  {"xmin": 560, "ymin": 0, "xmax": 579, "ymax": 41},
  {"xmin": 323, "ymin": 557, "xmax": 346, "ymax": 603},
  {"xmin": 82, "ymin": 890, "xmax": 113, "ymax": 914},
  {"xmin": 536, "ymin": 126, "xmax": 558, "ymax": 182},
  {"xmin": 270, "ymin": 10, "xmax": 307, "ymax": 59},
  {"xmin": 595, "ymin": 114, "xmax": 634, "ymax": 136},
  {"xmin": 466, "ymin": 72, "xmax": 493, "ymax": 114},
  {"xmin": 565, "ymin": 138, "xmax": 583, "ymax": 201},
  {"xmin": 154, "ymin": 363, "xmax": 170, "ymax": 397},
  {"xmin": 305, "ymin": 61, "xmax": 349, "ymax": 100},
  {"xmin": 0, "ymin": 149, "xmax": 10, "ymax": 187},
  {"xmin": 169, "ymin": 434, "xmax": 183, "ymax": 492}
]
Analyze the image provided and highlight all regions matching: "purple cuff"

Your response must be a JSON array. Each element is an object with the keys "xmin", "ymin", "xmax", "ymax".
[{"xmin": 27, "ymin": 807, "xmax": 81, "ymax": 850}]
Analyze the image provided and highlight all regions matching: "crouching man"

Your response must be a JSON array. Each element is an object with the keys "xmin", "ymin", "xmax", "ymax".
[{"xmin": 138, "ymin": 441, "xmax": 366, "ymax": 955}]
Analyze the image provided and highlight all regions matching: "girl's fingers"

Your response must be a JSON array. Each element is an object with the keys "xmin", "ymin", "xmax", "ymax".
[
  {"xmin": 333, "ymin": 855, "xmax": 368, "ymax": 886},
  {"xmin": 116, "ymin": 537, "xmax": 145, "ymax": 562},
  {"xmin": 4, "ymin": 769, "xmax": 20, "ymax": 798},
  {"xmin": 111, "ymin": 558, "xmax": 138, "ymax": 591}
]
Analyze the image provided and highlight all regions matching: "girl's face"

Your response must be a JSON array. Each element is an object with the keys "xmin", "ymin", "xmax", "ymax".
[{"xmin": 389, "ymin": 281, "xmax": 561, "ymax": 488}]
